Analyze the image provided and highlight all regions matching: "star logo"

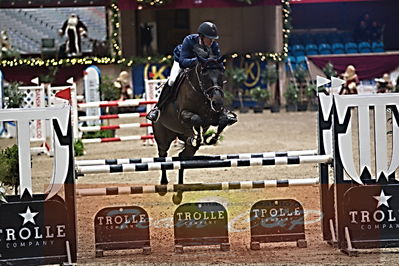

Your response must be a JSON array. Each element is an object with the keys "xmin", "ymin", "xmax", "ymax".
[
  {"xmin": 19, "ymin": 207, "xmax": 39, "ymax": 225},
  {"xmin": 373, "ymin": 189, "xmax": 392, "ymax": 208}
]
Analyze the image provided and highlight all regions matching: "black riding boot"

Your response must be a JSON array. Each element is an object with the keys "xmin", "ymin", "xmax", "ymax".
[
  {"xmin": 146, "ymin": 106, "xmax": 160, "ymax": 122},
  {"xmin": 146, "ymin": 82, "xmax": 173, "ymax": 122}
]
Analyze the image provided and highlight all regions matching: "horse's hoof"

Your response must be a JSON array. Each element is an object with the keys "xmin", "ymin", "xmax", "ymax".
[
  {"xmin": 158, "ymin": 181, "xmax": 168, "ymax": 196},
  {"xmin": 172, "ymin": 191, "xmax": 183, "ymax": 205},
  {"xmin": 188, "ymin": 137, "xmax": 199, "ymax": 147}
]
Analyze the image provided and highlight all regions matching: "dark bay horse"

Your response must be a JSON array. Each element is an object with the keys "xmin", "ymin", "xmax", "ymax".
[{"xmin": 152, "ymin": 58, "xmax": 235, "ymax": 202}]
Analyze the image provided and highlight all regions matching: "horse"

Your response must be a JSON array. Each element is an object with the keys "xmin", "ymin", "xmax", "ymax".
[{"xmin": 152, "ymin": 57, "xmax": 236, "ymax": 203}]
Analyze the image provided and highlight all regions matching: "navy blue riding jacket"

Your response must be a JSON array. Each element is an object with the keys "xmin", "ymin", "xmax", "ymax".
[{"xmin": 173, "ymin": 34, "xmax": 220, "ymax": 69}]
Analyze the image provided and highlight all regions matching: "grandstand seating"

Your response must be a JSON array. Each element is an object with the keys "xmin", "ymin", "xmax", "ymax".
[
  {"xmin": 292, "ymin": 44, "xmax": 305, "ymax": 56},
  {"xmin": 358, "ymin": 41, "xmax": 372, "ymax": 53},
  {"xmin": 318, "ymin": 43, "xmax": 332, "ymax": 55},
  {"xmin": 295, "ymin": 55, "xmax": 308, "ymax": 70},
  {"xmin": 305, "ymin": 44, "xmax": 318, "ymax": 56},
  {"xmin": 0, "ymin": 7, "xmax": 107, "ymax": 55},
  {"xmin": 331, "ymin": 42, "xmax": 345, "ymax": 54},
  {"xmin": 344, "ymin": 42, "xmax": 358, "ymax": 54},
  {"xmin": 371, "ymin": 41, "xmax": 384, "ymax": 52}
]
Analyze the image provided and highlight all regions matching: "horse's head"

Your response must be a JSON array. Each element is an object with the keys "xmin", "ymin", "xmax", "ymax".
[{"xmin": 195, "ymin": 56, "xmax": 225, "ymax": 112}]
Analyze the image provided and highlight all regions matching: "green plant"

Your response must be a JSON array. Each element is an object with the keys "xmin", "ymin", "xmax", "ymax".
[
  {"xmin": 225, "ymin": 67, "xmax": 247, "ymax": 91},
  {"xmin": 39, "ymin": 66, "xmax": 58, "ymax": 83},
  {"xmin": 322, "ymin": 62, "xmax": 337, "ymax": 79},
  {"xmin": 250, "ymin": 87, "xmax": 270, "ymax": 103},
  {"xmin": 204, "ymin": 128, "xmax": 224, "ymax": 143},
  {"xmin": 261, "ymin": 64, "xmax": 278, "ymax": 86},
  {"xmin": 0, "ymin": 145, "xmax": 19, "ymax": 195},
  {"xmin": 0, "ymin": 49, "xmax": 20, "ymax": 60},
  {"xmin": 294, "ymin": 66, "xmax": 307, "ymax": 84},
  {"xmin": 82, "ymin": 129, "xmax": 114, "ymax": 139},
  {"xmin": 100, "ymin": 75, "xmax": 121, "ymax": 101},
  {"xmin": 4, "ymin": 82, "xmax": 24, "ymax": 108},
  {"xmin": 224, "ymin": 90, "xmax": 234, "ymax": 108},
  {"xmin": 306, "ymin": 83, "xmax": 317, "ymax": 99},
  {"xmin": 74, "ymin": 139, "xmax": 85, "ymax": 157},
  {"xmin": 284, "ymin": 82, "xmax": 299, "ymax": 105}
]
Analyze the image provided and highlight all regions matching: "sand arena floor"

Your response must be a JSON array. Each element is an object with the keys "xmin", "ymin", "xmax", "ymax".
[{"xmin": 1, "ymin": 110, "xmax": 399, "ymax": 264}]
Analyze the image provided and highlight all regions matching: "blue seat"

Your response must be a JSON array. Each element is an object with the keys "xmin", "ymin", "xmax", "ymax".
[
  {"xmin": 345, "ymin": 42, "xmax": 358, "ymax": 54},
  {"xmin": 285, "ymin": 56, "xmax": 296, "ymax": 71},
  {"xmin": 305, "ymin": 43, "xmax": 318, "ymax": 55},
  {"xmin": 371, "ymin": 41, "xmax": 384, "ymax": 52},
  {"xmin": 318, "ymin": 43, "xmax": 332, "ymax": 55},
  {"xmin": 292, "ymin": 44, "xmax": 305, "ymax": 56},
  {"xmin": 332, "ymin": 42, "xmax": 345, "ymax": 54},
  {"xmin": 296, "ymin": 55, "xmax": 308, "ymax": 69},
  {"xmin": 358, "ymin": 41, "xmax": 371, "ymax": 53}
]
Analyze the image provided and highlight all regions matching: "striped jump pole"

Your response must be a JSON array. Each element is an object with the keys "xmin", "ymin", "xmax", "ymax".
[
  {"xmin": 78, "ymin": 99, "xmax": 157, "ymax": 109},
  {"xmin": 82, "ymin": 135, "xmax": 154, "ymax": 144},
  {"xmin": 76, "ymin": 177, "xmax": 319, "ymax": 197},
  {"xmin": 76, "ymin": 155, "xmax": 332, "ymax": 174},
  {"xmin": 78, "ymin": 112, "xmax": 147, "ymax": 122},
  {"xmin": 75, "ymin": 149, "xmax": 318, "ymax": 166},
  {"xmin": 79, "ymin": 122, "xmax": 152, "ymax": 132}
]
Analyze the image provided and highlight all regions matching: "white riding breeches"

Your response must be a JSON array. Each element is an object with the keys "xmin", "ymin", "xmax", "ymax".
[{"xmin": 168, "ymin": 60, "xmax": 181, "ymax": 86}]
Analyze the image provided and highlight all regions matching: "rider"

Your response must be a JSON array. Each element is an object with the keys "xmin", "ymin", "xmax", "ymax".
[{"xmin": 146, "ymin": 22, "xmax": 236, "ymax": 125}]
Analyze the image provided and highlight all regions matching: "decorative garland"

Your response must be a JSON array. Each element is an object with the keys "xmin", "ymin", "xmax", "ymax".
[
  {"xmin": 136, "ymin": 0, "xmax": 170, "ymax": 7},
  {"xmin": 1, "ymin": 0, "xmax": 290, "ymax": 67}
]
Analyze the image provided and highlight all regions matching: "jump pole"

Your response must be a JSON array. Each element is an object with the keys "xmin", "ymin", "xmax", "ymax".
[
  {"xmin": 76, "ymin": 155, "xmax": 332, "ymax": 174},
  {"xmin": 76, "ymin": 177, "xmax": 319, "ymax": 197},
  {"xmin": 75, "ymin": 149, "xmax": 318, "ymax": 166}
]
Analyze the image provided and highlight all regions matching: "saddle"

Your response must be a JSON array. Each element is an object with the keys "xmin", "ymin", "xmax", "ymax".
[{"xmin": 158, "ymin": 71, "xmax": 187, "ymax": 110}]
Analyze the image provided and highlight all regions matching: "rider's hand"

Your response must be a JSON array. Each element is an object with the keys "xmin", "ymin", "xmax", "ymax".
[{"xmin": 193, "ymin": 45, "xmax": 209, "ymax": 58}]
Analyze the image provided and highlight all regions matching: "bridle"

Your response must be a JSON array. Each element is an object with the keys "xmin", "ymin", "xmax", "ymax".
[{"xmin": 186, "ymin": 63, "xmax": 224, "ymax": 111}]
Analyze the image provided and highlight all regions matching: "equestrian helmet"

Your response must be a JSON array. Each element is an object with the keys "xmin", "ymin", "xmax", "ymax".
[{"xmin": 197, "ymin": 22, "xmax": 219, "ymax": 39}]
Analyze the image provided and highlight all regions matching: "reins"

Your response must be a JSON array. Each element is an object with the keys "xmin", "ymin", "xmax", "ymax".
[{"xmin": 185, "ymin": 63, "xmax": 224, "ymax": 108}]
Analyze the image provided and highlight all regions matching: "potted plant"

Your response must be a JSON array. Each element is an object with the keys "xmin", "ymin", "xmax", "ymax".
[
  {"xmin": 225, "ymin": 67, "xmax": 248, "ymax": 113},
  {"xmin": 293, "ymin": 66, "xmax": 308, "ymax": 111},
  {"xmin": 250, "ymin": 87, "xmax": 270, "ymax": 113},
  {"xmin": 306, "ymin": 83, "xmax": 318, "ymax": 111},
  {"xmin": 39, "ymin": 66, "xmax": 58, "ymax": 84},
  {"xmin": 0, "ymin": 145, "xmax": 19, "ymax": 196},
  {"xmin": 261, "ymin": 64, "xmax": 279, "ymax": 112},
  {"xmin": 4, "ymin": 82, "xmax": 24, "ymax": 108},
  {"xmin": 284, "ymin": 82, "xmax": 298, "ymax": 112}
]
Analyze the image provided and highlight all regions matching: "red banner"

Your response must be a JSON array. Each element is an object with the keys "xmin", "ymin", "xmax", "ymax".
[
  {"xmin": 291, "ymin": 0, "xmax": 377, "ymax": 4},
  {"xmin": 117, "ymin": 0, "xmax": 280, "ymax": 10}
]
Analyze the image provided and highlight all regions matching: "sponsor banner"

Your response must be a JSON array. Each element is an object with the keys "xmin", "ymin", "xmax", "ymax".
[
  {"xmin": 0, "ymin": 198, "xmax": 70, "ymax": 261},
  {"xmin": 83, "ymin": 66, "xmax": 101, "ymax": 126},
  {"xmin": 132, "ymin": 63, "xmax": 171, "ymax": 96},
  {"xmin": 94, "ymin": 206, "xmax": 150, "ymax": 251},
  {"xmin": 344, "ymin": 184, "xmax": 399, "ymax": 246},
  {"xmin": 250, "ymin": 199, "xmax": 306, "ymax": 243},
  {"xmin": 174, "ymin": 202, "xmax": 229, "ymax": 247},
  {"xmin": 232, "ymin": 57, "xmax": 268, "ymax": 91}
]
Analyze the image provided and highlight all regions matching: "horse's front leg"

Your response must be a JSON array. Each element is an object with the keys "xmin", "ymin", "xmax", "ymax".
[{"xmin": 180, "ymin": 110, "xmax": 203, "ymax": 147}]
